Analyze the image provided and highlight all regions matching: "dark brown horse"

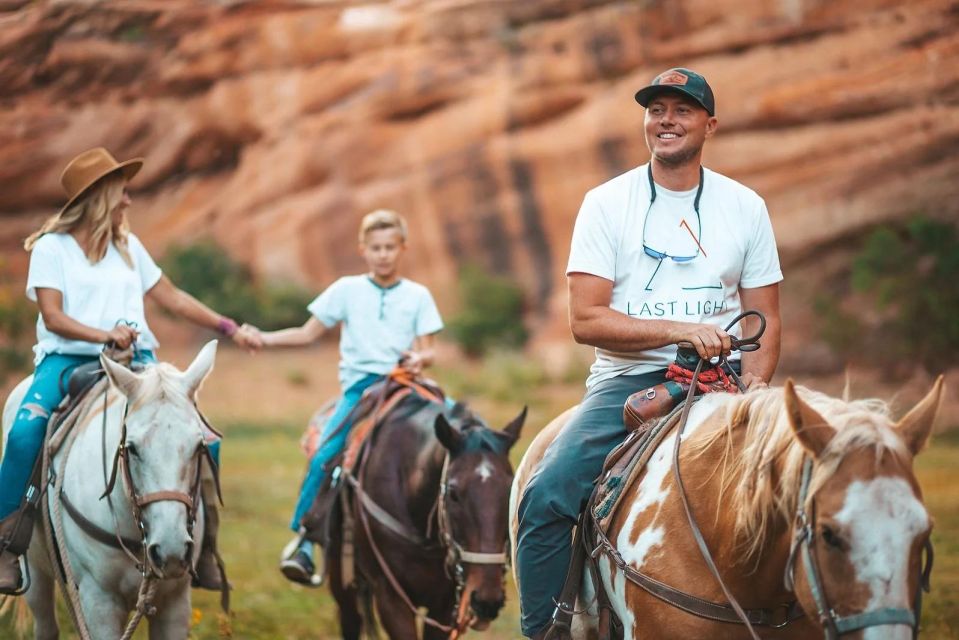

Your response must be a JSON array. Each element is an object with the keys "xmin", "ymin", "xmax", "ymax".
[{"xmin": 328, "ymin": 397, "xmax": 526, "ymax": 639}]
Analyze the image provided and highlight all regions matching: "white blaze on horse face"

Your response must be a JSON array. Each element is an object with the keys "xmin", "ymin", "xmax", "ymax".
[
  {"xmin": 475, "ymin": 460, "xmax": 493, "ymax": 482},
  {"xmin": 835, "ymin": 477, "xmax": 929, "ymax": 640}
]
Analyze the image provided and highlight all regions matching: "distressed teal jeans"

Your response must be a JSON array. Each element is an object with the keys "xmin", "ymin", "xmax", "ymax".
[{"xmin": 0, "ymin": 351, "xmax": 157, "ymax": 519}]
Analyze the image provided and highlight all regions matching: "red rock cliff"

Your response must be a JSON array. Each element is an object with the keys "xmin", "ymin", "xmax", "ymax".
[{"xmin": 1, "ymin": 0, "xmax": 957, "ymax": 340}]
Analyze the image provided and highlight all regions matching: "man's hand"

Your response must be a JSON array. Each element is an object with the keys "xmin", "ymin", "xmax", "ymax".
[
  {"xmin": 400, "ymin": 351, "xmax": 426, "ymax": 376},
  {"xmin": 739, "ymin": 372, "xmax": 767, "ymax": 390},
  {"xmin": 105, "ymin": 324, "xmax": 139, "ymax": 349},
  {"xmin": 676, "ymin": 323, "xmax": 732, "ymax": 361}
]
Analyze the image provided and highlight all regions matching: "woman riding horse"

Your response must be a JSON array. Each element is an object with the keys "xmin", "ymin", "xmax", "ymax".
[{"xmin": 0, "ymin": 147, "xmax": 259, "ymax": 594}]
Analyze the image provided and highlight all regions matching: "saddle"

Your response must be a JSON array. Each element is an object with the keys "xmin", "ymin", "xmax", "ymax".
[
  {"xmin": 2, "ymin": 365, "xmax": 108, "ymax": 562},
  {"xmin": 298, "ymin": 371, "xmax": 444, "ymax": 550}
]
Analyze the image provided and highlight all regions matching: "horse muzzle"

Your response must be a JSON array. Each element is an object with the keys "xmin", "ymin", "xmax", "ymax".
[
  {"xmin": 146, "ymin": 538, "xmax": 194, "ymax": 579},
  {"xmin": 469, "ymin": 590, "xmax": 505, "ymax": 628}
]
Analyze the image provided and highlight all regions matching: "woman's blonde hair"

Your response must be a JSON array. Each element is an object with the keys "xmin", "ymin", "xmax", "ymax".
[
  {"xmin": 24, "ymin": 173, "xmax": 133, "ymax": 266},
  {"xmin": 358, "ymin": 209, "xmax": 408, "ymax": 243}
]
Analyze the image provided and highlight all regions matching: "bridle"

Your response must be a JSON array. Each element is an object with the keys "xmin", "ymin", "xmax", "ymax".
[
  {"xmin": 351, "ymin": 443, "xmax": 510, "ymax": 638},
  {"xmin": 436, "ymin": 453, "xmax": 510, "ymax": 635},
  {"xmin": 98, "ymin": 400, "xmax": 211, "ymax": 574},
  {"xmin": 784, "ymin": 456, "xmax": 934, "ymax": 639}
]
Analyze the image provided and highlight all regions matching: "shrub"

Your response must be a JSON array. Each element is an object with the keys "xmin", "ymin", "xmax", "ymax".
[
  {"xmin": 817, "ymin": 216, "xmax": 959, "ymax": 373},
  {"xmin": 160, "ymin": 241, "xmax": 313, "ymax": 331},
  {"xmin": 446, "ymin": 265, "xmax": 528, "ymax": 357},
  {"xmin": 0, "ymin": 259, "xmax": 35, "ymax": 382}
]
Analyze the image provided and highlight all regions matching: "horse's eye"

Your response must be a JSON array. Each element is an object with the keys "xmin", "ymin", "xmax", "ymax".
[
  {"xmin": 447, "ymin": 485, "xmax": 461, "ymax": 503},
  {"xmin": 126, "ymin": 443, "xmax": 139, "ymax": 458},
  {"xmin": 820, "ymin": 524, "xmax": 846, "ymax": 550}
]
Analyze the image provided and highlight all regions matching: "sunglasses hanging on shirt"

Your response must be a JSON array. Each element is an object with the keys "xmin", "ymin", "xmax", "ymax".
[{"xmin": 642, "ymin": 164, "xmax": 704, "ymax": 263}]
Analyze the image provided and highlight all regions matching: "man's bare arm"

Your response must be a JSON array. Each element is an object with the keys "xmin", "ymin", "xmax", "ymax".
[
  {"xmin": 737, "ymin": 283, "xmax": 781, "ymax": 384},
  {"xmin": 568, "ymin": 272, "xmax": 732, "ymax": 360}
]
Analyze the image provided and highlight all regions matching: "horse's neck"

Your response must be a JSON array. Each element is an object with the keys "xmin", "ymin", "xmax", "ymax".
[
  {"xmin": 670, "ymin": 417, "xmax": 796, "ymax": 600},
  {"xmin": 367, "ymin": 417, "xmax": 445, "ymax": 536},
  {"xmin": 407, "ymin": 442, "xmax": 446, "ymax": 531},
  {"xmin": 60, "ymin": 387, "xmax": 137, "ymax": 533}
]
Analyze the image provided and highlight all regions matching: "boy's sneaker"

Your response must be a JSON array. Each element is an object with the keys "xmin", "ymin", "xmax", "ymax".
[
  {"xmin": 280, "ymin": 550, "xmax": 319, "ymax": 586},
  {"xmin": 279, "ymin": 536, "xmax": 323, "ymax": 587}
]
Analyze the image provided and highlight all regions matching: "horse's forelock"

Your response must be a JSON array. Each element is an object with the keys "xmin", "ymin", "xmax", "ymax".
[
  {"xmin": 457, "ymin": 423, "xmax": 510, "ymax": 456},
  {"xmin": 687, "ymin": 386, "xmax": 910, "ymax": 566},
  {"xmin": 126, "ymin": 363, "xmax": 196, "ymax": 414}
]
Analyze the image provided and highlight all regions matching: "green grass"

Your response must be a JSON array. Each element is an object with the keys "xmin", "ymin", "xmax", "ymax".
[{"xmin": 2, "ymin": 398, "xmax": 957, "ymax": 638}]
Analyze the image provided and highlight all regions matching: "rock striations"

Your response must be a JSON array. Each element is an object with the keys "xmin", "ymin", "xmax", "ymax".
[{"xmin": 1, "ymin": 0, "xmax": 957, "ymax": 338}]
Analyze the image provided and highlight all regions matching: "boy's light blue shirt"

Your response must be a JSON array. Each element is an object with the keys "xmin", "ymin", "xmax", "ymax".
[{"xmin": 307, "ymin": 275, "xmax": 444, "ymax": 390}]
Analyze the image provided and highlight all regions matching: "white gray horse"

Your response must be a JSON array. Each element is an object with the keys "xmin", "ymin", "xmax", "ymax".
[{"xmin": 2, "ymin": 341, "xmax": 219, "ymax": 639}]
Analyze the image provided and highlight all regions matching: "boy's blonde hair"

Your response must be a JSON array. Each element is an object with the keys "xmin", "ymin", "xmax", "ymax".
[
  {"xmin": 24, "ymin": 173, "xmax": 133, "ymax": 267},
  {"xmin": 359, "ymin": 209, "xmax": 407, "ymax": 243}
]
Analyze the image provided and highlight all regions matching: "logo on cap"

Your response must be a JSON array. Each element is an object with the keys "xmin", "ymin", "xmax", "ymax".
[{"xmin": 656, "ymin": 70, "xmax": 689, "ymax": 86}]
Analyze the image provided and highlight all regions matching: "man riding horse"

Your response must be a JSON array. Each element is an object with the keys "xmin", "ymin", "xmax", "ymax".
[{"xmin": 514, "ymin": 67, "xmax": 784, "ymax": 638}]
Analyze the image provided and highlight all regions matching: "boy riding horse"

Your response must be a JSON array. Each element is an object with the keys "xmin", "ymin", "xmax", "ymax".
[{"xmin": 249, "ymin": 209, "xmax": 444, "ymax": 585}]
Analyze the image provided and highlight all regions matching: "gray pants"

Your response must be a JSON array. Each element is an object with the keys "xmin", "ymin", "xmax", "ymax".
[{"xmin": 515, "ymin": 370, "xmax": 667, "ymax": 637}]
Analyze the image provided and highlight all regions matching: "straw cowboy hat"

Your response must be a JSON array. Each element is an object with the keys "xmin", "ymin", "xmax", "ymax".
[{"xmin": 59, "ymin": 147, "xmax": 143, "ymax": 213}]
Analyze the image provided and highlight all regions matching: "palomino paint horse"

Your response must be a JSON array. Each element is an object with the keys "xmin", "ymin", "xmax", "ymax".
[
  {"xmin": 511, "ymin": 377, "xmax": 943, "ymax": 639},
  {"xmin": 329, "ymin": 398, "xmax": 526, "ymax": 639},
  {"xmin": 1, "ymin": 341, "xmax": 220, "ymax": 640}
]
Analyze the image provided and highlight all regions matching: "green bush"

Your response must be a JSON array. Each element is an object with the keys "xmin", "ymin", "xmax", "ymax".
[
  {"xmin": 447, "ymin": 265, "xmax": 528, "ymax": 357},
  {"xmin": 0, "ymin": 258, "xmax": 35, "ymax": 382},
  {"xmin": 818, "ymin": 216, "xmax": 959, "ymax": 372},
  {"xmin": 160, "ymin": 241, "xmax": 313, "ymax": 331}
]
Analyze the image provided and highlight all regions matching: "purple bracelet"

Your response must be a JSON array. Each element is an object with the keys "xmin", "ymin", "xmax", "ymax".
[{"xmin": 217, "ymin": 317, "xmax": 239, "ymax": 337}]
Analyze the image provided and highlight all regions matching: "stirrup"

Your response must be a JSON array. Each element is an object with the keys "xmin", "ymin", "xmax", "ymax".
[{"xmin": 0, "ymin": 553, "xmax": 30, "ymax": 596}]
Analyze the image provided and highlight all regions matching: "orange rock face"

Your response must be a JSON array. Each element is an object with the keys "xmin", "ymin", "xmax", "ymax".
[{"xmin": 1, "ymin": 0, "xmax": 957, "ymax": 341}]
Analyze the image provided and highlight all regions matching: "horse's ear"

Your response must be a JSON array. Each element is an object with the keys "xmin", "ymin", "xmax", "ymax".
[
  {"xmin": 100, "ymin": 353, "xmax": 140, "ymax": 397},
  {"xmin": 895, "ymin": 375, "xmax": 944, "ymax": 455},
  {"xmin": 449, "ymin": 401, "xmax": 469, "ymax": 420},
  {"xmin": 500, "ymin": 405, "xmax": 527, "ymax": 451},
  {"xmin": 181, "ymin": 340, "xmax": 218, "ymax": 401},
  {"xmin": 783, "ymin": 379, "xmax": 835, "ymax": 458},
  {"xmin": 434, "ymin": 413, "xmax": 464, "ymax": 454}
]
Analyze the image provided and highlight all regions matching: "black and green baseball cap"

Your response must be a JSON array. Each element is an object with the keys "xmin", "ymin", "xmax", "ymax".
[{"xmin": 634, "ymin": 68, "xmax": 715, "ymax": 116}]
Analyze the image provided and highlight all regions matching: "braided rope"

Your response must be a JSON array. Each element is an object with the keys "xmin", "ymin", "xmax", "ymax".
[
  {"xmin": 46, "ymin": 388, "xmax": 158, "ymax": 640},
  {"xmin": 48, "ymin": 402, "xmax": 96, "ymax": 640},
  {"xmin": 666, "ymin": 362, "xmax": 737, "ymax": 394}
]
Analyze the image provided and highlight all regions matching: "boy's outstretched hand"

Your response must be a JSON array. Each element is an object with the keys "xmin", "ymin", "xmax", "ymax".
[{"xmin": 234, "ymin": 323, "xmax": 264, "ymax": 352}]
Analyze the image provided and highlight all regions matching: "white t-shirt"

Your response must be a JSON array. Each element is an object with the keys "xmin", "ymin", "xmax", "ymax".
[
  {"xmin": 26, "ymin": 232, "xmax": 163, "ymax": 364},
  {"xmin": 308, "ymin": 275, "xmax": 444, "ymax": 390},
  {"xmin": 567, "ymin": 164, "xmax": 783, "ymax": 388}
]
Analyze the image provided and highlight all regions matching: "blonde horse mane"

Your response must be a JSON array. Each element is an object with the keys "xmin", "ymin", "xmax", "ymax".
[{"xmin": 686, "ymin": 385, "xmax": 911, "ymax": 566}]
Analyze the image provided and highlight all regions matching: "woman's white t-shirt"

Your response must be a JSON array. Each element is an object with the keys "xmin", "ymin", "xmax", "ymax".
[
  {"xmin": 567, "ymin": 164, "xmax": 783, "ymax": 388},
  {"xmin": 26, "ymin": 232, "xmax": 163, "ymax": 364}
]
